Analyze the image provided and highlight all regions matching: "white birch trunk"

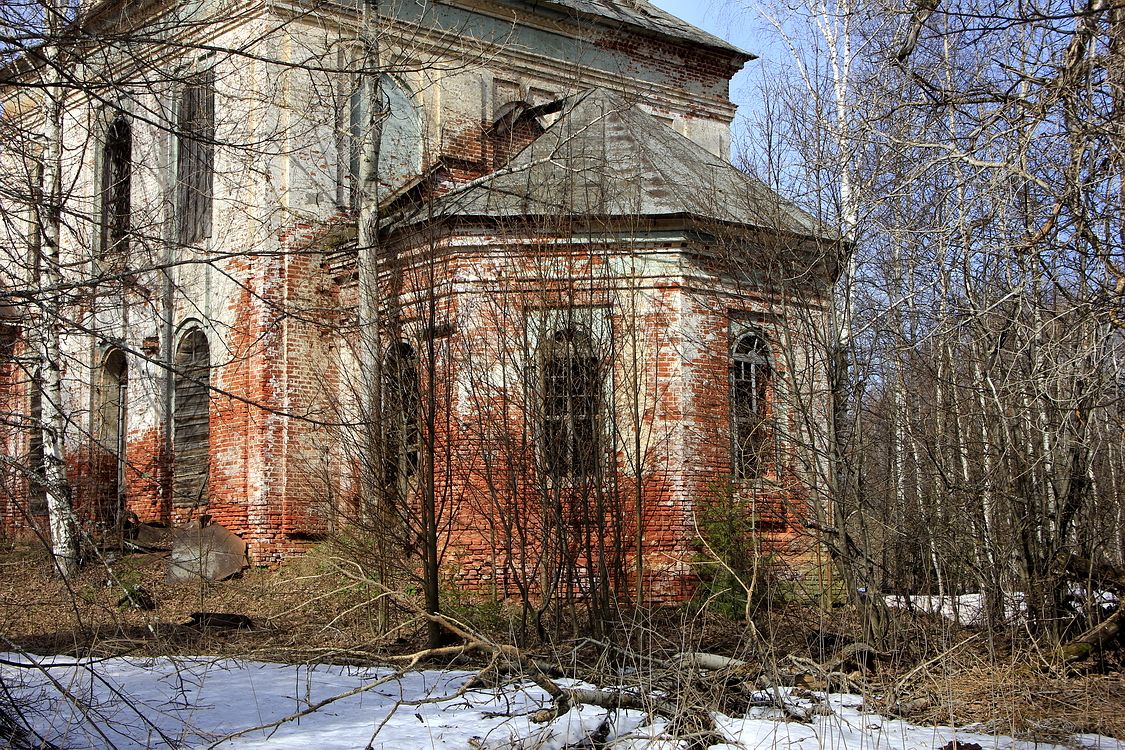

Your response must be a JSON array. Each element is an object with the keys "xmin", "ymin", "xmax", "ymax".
[
  {"xmin": 37, "ymin": 22, "xmax": 79, "ymax": 577},
  {"xmin": 355, "ymin": 0, "xmax": 388, "ymax": 626}
]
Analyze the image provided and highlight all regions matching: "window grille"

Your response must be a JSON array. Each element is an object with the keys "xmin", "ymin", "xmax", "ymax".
[
  {"xmin": 732, "ymin": 332, "xmax": 771, "ymax": 479},
  {"xmin": 541, "ymin": 327, "xmax": 602, "ymax": 479}
]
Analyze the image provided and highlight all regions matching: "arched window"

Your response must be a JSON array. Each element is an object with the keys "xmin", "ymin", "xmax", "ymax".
[
  {"xmin": 541, "ymin": 327, "xmax": 602, "ymax": 479},
  {"xmin": 99, "ymin": 115, "xmax": 131, "ymax": 266},
  {"xmin": 95, "ymin": 348, "xmax": 128, "ymax": 454},
  {"xmin": 347, "ymin": 74, "xmax": 423, "ymax": 208},
  {"xmin": 177, "ymin": 74, "xmax": 215, "ymax": 244},
  {"xmin": 383, "ymin": 342, "xmax": 419, "ymax": 491},
  {"xmin": 732, "ymin": 332, "xmax": 771, "ymax": 479},
  {"xmin": 174, "ymin": 328, "xmax": 210, "ymax": 506},
  {"xmin": 95, "ymin": 348, "xmax": 128, "ymax": 523}
]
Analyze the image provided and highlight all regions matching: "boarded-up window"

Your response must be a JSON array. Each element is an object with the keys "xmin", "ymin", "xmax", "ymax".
[
  {"xmin": 541, "ymin": 327, "xmax": 602, "ymax": 479},
  {"xmin": 99, "ymin": 116, "xmax": 131, "ymax": 268},
  {"xmin": 732, "ymin": 332, "xmax": 771, "ymax": 479},
  {"xmin": 383, "ymin": 342, "xmax": 419, "ymax": 493},
  {"xmin": 174, "ymin": 329, "xmax": 210, "ymax": 506},
  {"xmin": 177, "ymin": 75, "xmax": 214, "ymax": 245}
]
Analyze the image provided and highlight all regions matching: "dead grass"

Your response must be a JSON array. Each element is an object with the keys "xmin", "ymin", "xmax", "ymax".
[
  {"xmin": 0, "ymin": 540, "xmax": 1122, "ymax": 741},
  {"xmin": 0, "ymin": 539, "xmax": 399, "ymax": 662}
]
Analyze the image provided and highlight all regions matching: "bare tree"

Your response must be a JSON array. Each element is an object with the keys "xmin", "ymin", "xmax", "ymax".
[{"xmin": 738, "ymin": 0, "xmax": 1125, "ymax": 643}]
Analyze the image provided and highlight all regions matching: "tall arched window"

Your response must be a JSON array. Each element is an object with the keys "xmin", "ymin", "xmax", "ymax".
[
  {"xmin": 383, "ymin": 342, "xmax": 419, "ymax": 491},
  {"xmin": 99, "ymin": 115, "xmax": 131, "ymax": 266},
  {"xmin": 27, "ymin": 370, "xmax": 46, "ymax": 516},
  {"xmin": 177, "ymin": 74, "xmax": 215, "ymax": 244},
  {"xmin": 174, "ymin": 328, "xmax": 210, "ymax": 506},
  {"xmin": 347, "ymin": 74, "xmax": 423, "ymax": 208},
  {"xmin": 732, "ymin": 332, "xmax": 771, "ymax": 479},
  {"xmin": 95, "ymin": 348, "xmax": 128, "ymax": 522},
  {"xmin": 541, "ymin": 327, "xmax": 602, "ymax": 479},
  {"xmin": 95, "ymin": 349, "xmax": 128, "ymax": 453}
]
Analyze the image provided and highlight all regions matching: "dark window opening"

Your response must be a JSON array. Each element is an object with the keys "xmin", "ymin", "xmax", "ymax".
[
  {"xmin": 95, "ymin": 349, "xmax": 128, "ymax": 525},
  {"xmin": 383, "ymin": 341, "xmax": 420, "ymax": 492},
  {"xmin": 732, "ymin": 332, "xmax": 771, "ymax": 479},
  {"xmin": 28, "ymin": 374, "xmax": 46, "ymax": 516},
  {"xmin": 99, "ymin": 116, "xmax": 132, "ymax": 269},
  {"xmin": 348, "ymin": 85, "xmax": 363, "ymax": 212},
  {"xmin": 26, "ymin": 157, "xmax": 43, "ymax": 284},
  {"xmin": 24, "ymin": 160, "xmax": 46, "ymax": 516},
  {"xmin": 177, "ymin": 75, "xmax": 215, "ymax": 245},
  {"xmin": 173, "ymin": 328, "xmax": 210, "ymax": 506},
  {"xmin": 541, "ymin": 327, "xmax": 602, "ymax": 480}
]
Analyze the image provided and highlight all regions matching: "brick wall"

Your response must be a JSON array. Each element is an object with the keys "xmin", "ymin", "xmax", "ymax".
[{"xmin": 335, "ymin": 227, "xmax": 828, "ymax": 602}]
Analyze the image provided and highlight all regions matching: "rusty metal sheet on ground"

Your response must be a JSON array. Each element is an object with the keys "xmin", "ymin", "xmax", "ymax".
[
  {"xmin": 167, "ymin": 523, "xmax": 247, "ymax": 582},
  {"xmin": 130, "ymin": 523, "xmax": 175, "ymax": 551}
]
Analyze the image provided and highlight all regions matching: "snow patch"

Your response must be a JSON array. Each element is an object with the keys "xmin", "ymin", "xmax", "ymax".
[{"xmin": 0, "ymin": 655, "xmax": 1120, "ymax": 750}]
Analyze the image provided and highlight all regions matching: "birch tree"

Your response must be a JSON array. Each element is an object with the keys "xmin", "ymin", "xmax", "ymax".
[{"xmin": 739, "ymin": 0, "xmax": 1125, "ymax": 641}]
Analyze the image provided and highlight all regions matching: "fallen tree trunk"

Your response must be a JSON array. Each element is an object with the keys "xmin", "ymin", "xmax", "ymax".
[
  {"xmin": 1057, "ymin": 554, "xmax": 1125, "ymax": 592},
  {"xmin": 1057, "ymin": 606, "xmax": 1124, "ymax": 663},
  {"xmin": 671, "ymin": 652, "xmax": 751, "ymax": 672}
]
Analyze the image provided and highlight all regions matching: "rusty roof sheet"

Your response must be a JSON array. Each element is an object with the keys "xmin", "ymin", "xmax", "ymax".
[{"xmin": 413, "ymin": 88, "xmax": 821, "ymax": 236}]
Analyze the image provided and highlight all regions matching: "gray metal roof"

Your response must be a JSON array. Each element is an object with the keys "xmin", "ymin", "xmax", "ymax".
[
  {"xmin": 410, "ymin": 88, "xmax": 821, "ymax": 237},
  {"xmin": 536, "ymin": 0, "xmax": 753, "ymax": 59}
]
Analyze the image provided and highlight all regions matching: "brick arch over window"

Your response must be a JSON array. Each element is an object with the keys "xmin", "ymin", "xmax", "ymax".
[
  {"xmin": 382, "ymin": 341, "xmax": 419, "ymax": 493},
  {"xmin": 99, "ymin": 115, "xmax": 131, "ymax": 267},
  {"xmin": 489, "ymin": 99, "xmax": 549, "ymax": 168},
  {"xmin": 540, "ymin": 326, "xmax": 603, "ymax": 480},
  {"xmin": 173, "ymin": 328, "xmax": 210, "ymax": 507},
  {"xmin": 731, "ymin": 331, "xmax": 771, "ymax": 479}
]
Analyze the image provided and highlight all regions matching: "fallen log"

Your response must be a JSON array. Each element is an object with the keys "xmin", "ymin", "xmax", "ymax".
[
  {"xmin": 824, "ymin": 642, "xmax": 879, "ymax": 673},
  {"xmin": 1057, "ymin": 605, "xmax": 1124, "ymax": 663},
  {"xmin": 1056, "ymin": 554, "xmax": 1125, "ymax": 592},
  {"xmin": 187, "ymin": 612, "xmax": 254, "ymax": 630},
  {"xmin": 671, "ymin": 652, "xmax": 752, "ymax": 672}
]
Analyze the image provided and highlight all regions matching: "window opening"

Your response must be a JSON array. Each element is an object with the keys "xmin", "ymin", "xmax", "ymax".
[
  {"xmin": 95, "ymin": 349, "xmax": 128, "ymax": 524},
  {"xmin": 383, "ymin": 341, "xmax": 420, "ymax": 492},
  {"xmin": 99, "ymin": 116, "xmax": 131, "ymax": 267},
  {"xmin": 173, "ymin": 328, "xmax": 210, "ymax": 506},
  {"xmin": 541, "ymin": 327, "xmax": 602, "ymax": 479},
  {"xmin": 732, "ymin": 332, "xmax": 771, "ymax": 479},
  {"xmin": 28, "ymin": 373, "xmax": 46, "ymax": 516},
  {"xmin": 177, "ymin": 75, "xmax": 215, "ymax": 244}
]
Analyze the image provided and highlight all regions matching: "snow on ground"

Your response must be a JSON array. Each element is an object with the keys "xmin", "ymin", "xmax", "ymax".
[
  {"xmin": 883, "ymin": 590, "xmax": 1119, "ymax": 628},
  {"xmin": 883, "ymin": 593, "xmax": 1026, "ymax": 627},
  {"xmin": 0, "ymin": 654, "xmax": 1120, "ymax": 750}
]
